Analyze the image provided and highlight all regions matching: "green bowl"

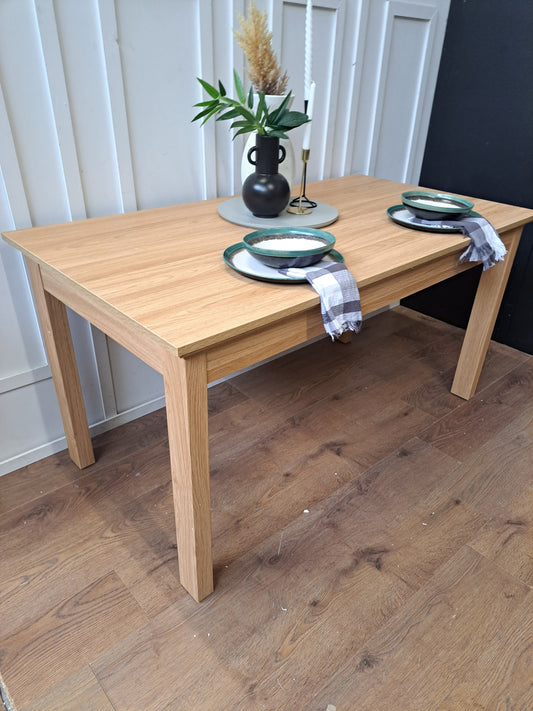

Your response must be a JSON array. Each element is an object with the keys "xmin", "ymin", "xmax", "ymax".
[
  {"xmin": 242, "ymin": 227, "xmax": 336, "ymax": 268},
  {"xmin": 401, "ymin": 190, "xmax": 474, "ymax": 221}
]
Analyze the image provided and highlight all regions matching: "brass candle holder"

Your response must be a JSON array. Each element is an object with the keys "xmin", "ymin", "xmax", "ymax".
[{"xmin": 287, "ymin": 149, "xmax": 317, "ymax": 215}]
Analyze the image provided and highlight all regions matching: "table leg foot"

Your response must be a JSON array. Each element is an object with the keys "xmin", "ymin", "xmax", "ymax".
[{"xmin": 164, "ymin": 352, "xmax": 213, "ymax": 602}]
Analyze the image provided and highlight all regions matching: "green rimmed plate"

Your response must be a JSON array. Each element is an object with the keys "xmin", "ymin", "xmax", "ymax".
[
  {"xmin": 223, "ymin": 243, "xmax": 345, "ymax": 283},
  {"xmin": 387, "ymin": 205, "xmax": 481, "ymax": 233}
]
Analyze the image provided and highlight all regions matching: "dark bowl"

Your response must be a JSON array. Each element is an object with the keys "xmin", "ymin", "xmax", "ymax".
[
  {"xmin": 401, "ymin": 190, "xmax": 474, "ymax": 221},
  {"xmin": 242, "ymin": 227, "xmax": 336, "ymax": 268}
]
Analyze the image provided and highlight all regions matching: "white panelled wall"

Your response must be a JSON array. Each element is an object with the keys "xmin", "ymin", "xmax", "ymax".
[{"xmin": 0, "ymin": 0, "xmax": 450, "ymax": 475}]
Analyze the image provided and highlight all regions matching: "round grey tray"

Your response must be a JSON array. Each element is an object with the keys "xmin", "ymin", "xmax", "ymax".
[{"xmin": 218, "ymin": 196, "xmax": 339, "ymax": 229}]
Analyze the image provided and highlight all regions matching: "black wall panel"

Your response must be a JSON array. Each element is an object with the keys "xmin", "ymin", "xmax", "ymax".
[{"xmin": 403, "ymin": 0, "xmax": 533, "ymax": 353}]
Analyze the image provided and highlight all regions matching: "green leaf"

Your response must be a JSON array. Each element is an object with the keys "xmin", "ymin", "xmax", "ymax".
[
  {"xmin": 197, "ymin": 77, "xmax": 219, "ymax": 99},
  {"xmin": 276, "ymin": 111, "xmax": 310, "ymax": 128},
  {"xmin": 216, "ymin": 108, "xmax": 243, "ymax": 121},
  {"xmin": 255, "ymin": 92, "xmax": 267, "ymax": 122},
  {"xmin": 193, "ymin": 99, "xmax": 217, "ymax": 108},
  {"xmin": 192, "ymin": 105, "xmax": 219, "ymax": 122},
  {"xmin": 247, "ymin": 86, "xmax": 254, "ymax": 109},
  {"xmin": 268, "ymin": 92, "xmax": 292, "ymax": 123},
  {"xmin": 199, "ymin": 106, "xmax": 223, "ymax": 125},
  {"xmin": 218, "ymin": 80, "xmax": 226, "ymax": 97},
  {"xmin": 233, "ymin": 70, "xmax": 246, "ymax": 104},
  {"xmin": 222, "ymin": 101, "xmax": 257, "ymax": 124},
  {"xmin": 233, "ymin": 127, "xmax": 253, "ymax": 139}
]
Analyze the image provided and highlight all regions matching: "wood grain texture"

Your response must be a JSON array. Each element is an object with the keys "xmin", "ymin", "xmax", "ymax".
[
  {"xmin": 451, "ymin": 226, "xmax": 523, "ymax": 398},
  {"xmin": 5, "ymin": 175, "xmax": 533, "ymax": 359},
  {"xmin": 25, "ymin": 260, "xmax": 95, "ymax": 468},
  {"xmin": 164, "ymin": 351, "xmax": 213, "ymax": 601},
  {"xmin": 0, "ymin": 572, "xmax": 148, "ymax": 708},
  {"xmin": 310, "ymin": 547, "xmax": 531, "ymax": 711},
  {"xmin": 1, "ymin": 306, "xmax": 532, "ymax": 710},
  {"xmin": 24, "ymin": 667, "xmax": 115, "ymax": 711}
]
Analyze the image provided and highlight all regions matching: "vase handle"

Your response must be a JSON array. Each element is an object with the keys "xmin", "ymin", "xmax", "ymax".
[
  {"xmin": 247, "ymin": 146, "xmax": 258, "ymax": 166},
  {"xmin": 247, "ymin": 141, "xmax": 286, "ymax": 166}
]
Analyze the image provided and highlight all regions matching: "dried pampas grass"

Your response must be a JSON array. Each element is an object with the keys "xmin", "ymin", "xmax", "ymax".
[{"xmin": 234, "ymin": 1, "xmax": 289, "ymax": 95}]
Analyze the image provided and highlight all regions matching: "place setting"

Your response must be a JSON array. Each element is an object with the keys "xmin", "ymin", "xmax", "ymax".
[
  {"xmin": 223, "ymin": 226, "xmax": 342, "ymax": 283},
  {"xmin": 223, "ymin": 226, "xmax": 361, "ymax": 340},
  {"xmin": 387, "ymin": 189, "xmax": 508, "ymax": 270}
]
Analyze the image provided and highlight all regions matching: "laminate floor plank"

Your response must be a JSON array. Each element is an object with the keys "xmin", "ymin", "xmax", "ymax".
[
  {"xmin": 94, "ymin": 440, "xmax": 484, "ymax": 711},
  {"xmin": 24, "ymin": 666, "xmax": 115, "ymax": 711},
  {"xmin": 0, "ymin": 571, "xmax": 148, "ymax": 708},
  {"xmin": 468, "ymin": 485, "xmax": 533, "ymax": 588},
  {"xmin": 403, "ymin": 330, "xmax": 529, "ymax": 419},
  {"xmin": 93, "ymin": 497, "xmax": 409, "ymax": 711},
  {"xmin": 1, "ymin": 306, "xmax": 532, "ymax": 711},
  {"xmin": 0, "ymin": 441, "xmax": 179, "ymax": 635},
  {"xmin": 447, "ymin": 406, "xmax": 533, "ymax": 518},
  {"xmin": 420, "ymin": 361, "xmax": 533, "ymax": 462},
  {"xmin": 207, "ymin": 380, "xmax": 250, "ymax": 416},
  {"xmin": 308, "ymin": 547, "xmax": 531, "ymax": 711},
  {"xmin": 0, "ymin": 408, "xmax": 168, "ymax": 516}
]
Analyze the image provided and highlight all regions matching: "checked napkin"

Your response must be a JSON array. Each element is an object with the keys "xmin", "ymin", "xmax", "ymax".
[
  {"xmin": 280, "ymin": 262, "xmax": 362, "ymax": 340},
  {"xmin": 412, "ymin": 214, "xmax": 507, "ymax": 271}
]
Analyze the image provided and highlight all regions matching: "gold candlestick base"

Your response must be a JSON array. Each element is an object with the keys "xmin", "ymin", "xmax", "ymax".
[{"xmin": 287, "ymin": 204, "xmax": 312, "ymax": 215}]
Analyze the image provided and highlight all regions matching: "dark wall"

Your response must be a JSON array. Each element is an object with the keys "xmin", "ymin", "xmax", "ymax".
[{"xmin": 403, "ymin": 0, "xmax": 533, "ymax": 353}]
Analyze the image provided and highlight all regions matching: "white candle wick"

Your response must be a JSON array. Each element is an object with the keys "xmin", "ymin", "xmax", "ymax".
[{"xmin": 302, "ymin": 81, "xmax": 315, "ymax": 150}]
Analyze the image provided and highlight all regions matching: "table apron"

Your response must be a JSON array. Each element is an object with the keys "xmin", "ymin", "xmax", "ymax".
[
  {"xmin": 359, "ymin": 247, "xmax": 479, "ymax": 315},
  {"xmin": 206, "ymin": 247, "xmax": 481, "ymax": 383},
  {"xmin": 40, "ymin": 236, "xmax": 510, "ymax": 386},
  {"xmin": 41, "ymin": 266, "xmax": 172, "ymax": 373}
]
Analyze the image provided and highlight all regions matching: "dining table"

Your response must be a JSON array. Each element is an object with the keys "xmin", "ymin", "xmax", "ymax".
[{"xmin": 4, "ymin": 173, "xmax": 533, "ymax": 602}]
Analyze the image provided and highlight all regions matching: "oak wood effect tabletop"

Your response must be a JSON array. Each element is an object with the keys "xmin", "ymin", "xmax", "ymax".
[{"xmin": 4, "ymin": 173, "xmax": 533, "ymax": 601}]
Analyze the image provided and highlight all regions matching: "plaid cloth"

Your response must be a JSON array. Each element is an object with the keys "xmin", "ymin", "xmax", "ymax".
[
  {"xmin": 411, "ymin": 214, "xmax": 507, "ymax": 270},
  {"xmin": 281, "ymin": 262, "xmax": 362, "ymax": 339}
]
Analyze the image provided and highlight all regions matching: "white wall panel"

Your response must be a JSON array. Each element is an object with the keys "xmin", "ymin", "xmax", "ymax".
[
  {"xmin": 348, "ymin": 0, "xmax": 449, "ymax": 183},
  {"xmin": 97, "ymin": 0, "xmax": 138, "ymax": 214},
  {"xmin": 0, "ymin": 194, "xmax": 46, "ymax": 377},
  {"xmin": 106, "ymin": 337, "xmax": 164, "ymax": 414},
  {"xmin": 213, "ymin": 0, "xmax": 243, "ymax": 197},
  {"xmin": 370, "ymin": 1, "xmax": 438, "ymax": 182},
  {"xmin": 0, "ymin": 0, "xmax": 450, "ymax": 475},
  {"xmin": 0, "ymin": 0, "xmax": 71, "ymax": 226},
  {"xmin": 330, "ymin": 0, "xmax": 368, "ymax": 178},
  {"xmin": 35, "ymin": 0, "xmax": 87, "ymax": 221},
  {"xmin": 44, "ymin": 0, "xmax": 122, "ymax": 219},
  {"xmin": 115, "ymin": 0, "xmax": 208, "ymax": 208},
  {"xmin": 0, "ymin": 377, "xmax": 64, "ymax": 468}
]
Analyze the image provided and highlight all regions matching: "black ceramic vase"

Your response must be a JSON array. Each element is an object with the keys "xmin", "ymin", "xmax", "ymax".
[{"xmin": 242, "ymin": 135, "xmax": 290, "ymax": 218}]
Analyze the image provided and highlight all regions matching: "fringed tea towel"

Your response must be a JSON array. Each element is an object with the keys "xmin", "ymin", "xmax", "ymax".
[
  {"xmin": 280, "ymin": 262, "xmax": 362, "ymax": 340},
  {"xmin": 413, "ymin": 214, "xmax": 507, "ymax": 270}
]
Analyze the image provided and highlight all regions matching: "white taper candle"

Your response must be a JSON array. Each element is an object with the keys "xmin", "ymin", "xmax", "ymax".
[
  {"xmin": 305, "ymin": 0, "xmax": 312, "ymax": 100},
  {"xmin": 302, "ymin": 81, "xmax": 315, "ymax": 150}
]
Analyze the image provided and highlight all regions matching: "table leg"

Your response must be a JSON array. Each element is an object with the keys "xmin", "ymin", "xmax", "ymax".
[
  {"xmin": 26, "ymin": 260, "xmax": 95, "ymax": 468},
  {"xmin": 451, "ymin": 226, "xmax": 523, "ymax": 399},
  {"xmin": 164, "ymin": 351, "xmax": 213, "ymax": 602}
]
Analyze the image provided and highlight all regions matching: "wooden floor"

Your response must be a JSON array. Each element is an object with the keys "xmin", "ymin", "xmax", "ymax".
[{"xmin": 1, "ymin": 306, "xmax": 532, "ymax": 711}]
